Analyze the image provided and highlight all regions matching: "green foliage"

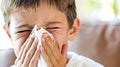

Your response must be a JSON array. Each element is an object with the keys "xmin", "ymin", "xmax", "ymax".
[
  {"xmin": 85, "ymin": 0, "xmax": 119, "ymax": 16},
  {"xmin": 112, "ymin": 0, "xmax": 119, "ymax": 15}
]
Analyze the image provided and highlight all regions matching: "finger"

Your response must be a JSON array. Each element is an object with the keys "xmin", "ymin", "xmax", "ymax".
[
  {"xmin": 15, "ymin": 43, "xmax": 25, "ymax": 64},
  {"xmin": 29, "ymin": 45, "xmax": 41, "ymax": 67},
  {"xmin": 42, "ymin": 39, "xmax": 57, "ymax": 63},
  {"xmin": 43, "ymin": 34, "xmax": 61, "ymax": 59},
  {"xmin": 41, "ymin": 46, "xmax": 53, "ymax": 67},
  {"xmin": 20, "ymin": 34, "xmax": 35, "ymax": 63},
  {"xmin": 23, "ymin": 37, "xmax": 38, "ymax": 67},
  {"xmin": 15, "ymin": 34, "xmax": 34, "ymax": 64},
  {"xmin": 15, "ymin": 60, "xmax": 22, "ymax": 67}
]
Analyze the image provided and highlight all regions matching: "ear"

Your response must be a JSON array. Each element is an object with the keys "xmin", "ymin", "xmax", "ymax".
[
  {"xmin": 3, "ymin": 24, "xmax": 11, "ymax": 38},
  {"xmin": 68, "ymin": 18, "xmax": 80, "ymax": 41}
]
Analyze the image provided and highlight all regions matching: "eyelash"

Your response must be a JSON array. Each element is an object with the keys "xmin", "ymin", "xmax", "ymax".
[
  {"xmin": 46, "ymin": 27, "xmax": 59, "ymax": 29},
  {"xmin": 16, "ymin": 30, "xmax": 31, "ymax": 33}
]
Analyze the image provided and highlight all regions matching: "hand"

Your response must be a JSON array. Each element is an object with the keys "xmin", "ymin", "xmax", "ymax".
[
  {"xmin": 41, "ymin": 33, "xmax": 68, "ymax": 67},
  {"xmin": 14, "ymin": 34, "xmax": 41, "ymax": 67}
]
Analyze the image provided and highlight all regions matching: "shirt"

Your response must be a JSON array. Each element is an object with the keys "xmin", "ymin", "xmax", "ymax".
[{"xmin": 66, "ymin": 52, "xmax": 104, "ymax": 67}]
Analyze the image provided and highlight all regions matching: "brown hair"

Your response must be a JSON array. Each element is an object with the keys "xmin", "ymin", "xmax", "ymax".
[{"xmin": 1, "ymin": 0, "xmax": 76, "ymax": 28}]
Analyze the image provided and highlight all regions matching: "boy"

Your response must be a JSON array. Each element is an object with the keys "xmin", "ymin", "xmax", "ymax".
[{"xmin": 1, "ymin": 0, "xmax": 104, "ymax": 67}]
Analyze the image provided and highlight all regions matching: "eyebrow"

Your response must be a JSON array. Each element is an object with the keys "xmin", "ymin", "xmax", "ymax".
[
  {"xmin": 45, "ymin": 21, "xmax": 62, "ymax": 26},
  {"xmin": 15, "ymin": 24, "xmax": 34, "ymax": 29},
  {"xmin": 15, "ymin": 21, "xmax": 62, "ymax": 29}
]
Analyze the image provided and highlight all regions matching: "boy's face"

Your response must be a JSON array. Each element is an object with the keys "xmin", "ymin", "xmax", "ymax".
[{"xmin": 7, "ymin": 4, "xmax": 79, "ymax": 56}]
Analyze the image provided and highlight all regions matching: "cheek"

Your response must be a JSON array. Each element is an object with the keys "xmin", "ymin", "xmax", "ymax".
[
  {"xmin": 10, "ymin": 31, "xmax": 30, "ymax": 56},
  {"xmin": 53, "ymin": 32, "xmax": 68, "ymax": 52},
  {"xmin": 12, "ymin": 35, "xmax": 28, "ymax": 56}
]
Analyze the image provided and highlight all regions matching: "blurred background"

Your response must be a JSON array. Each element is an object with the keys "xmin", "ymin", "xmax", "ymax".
[
  {"xmin": 76, "ymin": 0, "xmax": 120, "ymax": 21},
  {"xmin": 0, "ymin": 0, "xmax": 120, "ymax": 49}
]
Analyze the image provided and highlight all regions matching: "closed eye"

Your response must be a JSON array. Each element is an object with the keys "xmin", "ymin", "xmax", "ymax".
[
  {"xmin": 16, "ymin": 30, "xmax": 31, "ymax": 33},
  {"xmin": 46, "ymin": 27, "xmax": 60, "ymax": 29}
]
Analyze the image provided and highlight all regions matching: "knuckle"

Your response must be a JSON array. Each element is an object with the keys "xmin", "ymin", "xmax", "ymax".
[
  {"xmin": 30, "ymin": 60, "xmax": 35, "ymax": 65},
  {"xmin": 24, "ymin": 48, "xmax": 28, "ymax": 53},
  {"xmin": 26, "ymin": 52, "xmax": 32, "ymax": 58},
  {"xmin": 48, "ymin": 41, "xmax": 52, "ymax": 45},
  {"xmin": 56, "ymin": 57, "xmax": 65, "ymax": 64},
  {"xmin": 28, "ymin": 63, "xmax": 35, "ymax": 67},
  {"xmin": 15, "ymin": 60, "xmax": 22, "ymax": 67},
  {"xmin": 31, "ymin": 36, "xmax": 35, "ymax": 40},
  {"xmin": 32, "ymin": 43, "xmax": 37, "ymax": 49},
  {"xmin": 21, "ymin": 45, "xmax": 25, "ymax": 50},
  {"xmin": 33, "ymin": 43, "xmax": 37, "ymax": 48},
  {"xmin": 56, "ymin": 58, "xmax": 61, "ymax": 62}
]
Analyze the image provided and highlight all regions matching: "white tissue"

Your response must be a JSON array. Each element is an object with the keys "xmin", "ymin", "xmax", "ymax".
[{"xmin": 32, "ymin": 25, "xmax": 54, "ymax": 67}]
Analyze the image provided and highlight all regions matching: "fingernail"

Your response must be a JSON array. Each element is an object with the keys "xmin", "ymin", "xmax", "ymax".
[
  {"xmin": 30, "ymin": 33, "xmax": 35, "ymax": 38},
  {"xmin": 45, "ymin": 33, "xmax": 49, "ymax": 38},
  {"xmin": 37, "ymin": 43, "xmax": 41, "ymax": 51},
  {"xmin": 35, "ymin": 37, "xmax": 39, "ymax": 42}
]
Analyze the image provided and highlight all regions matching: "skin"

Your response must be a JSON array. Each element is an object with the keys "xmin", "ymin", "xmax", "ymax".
[{"xmin": 4, "ymin": 3, "xmax": 80, "ymax": 67}]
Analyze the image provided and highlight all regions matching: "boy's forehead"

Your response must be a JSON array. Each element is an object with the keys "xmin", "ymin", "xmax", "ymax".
[
  {"xmin": 11, "ymin": 4, "xmax": 59, "ymax": 18},
  {"xmin": 12, "ymin": 3, "xmax": 53, "ymax": 15},
  {"xmin": 10, "ymin": 4, "xmax": 67, "ymax": 28}
]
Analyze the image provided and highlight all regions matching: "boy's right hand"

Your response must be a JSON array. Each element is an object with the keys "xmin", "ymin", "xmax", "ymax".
[{"xmin": 14, "ymin": 34, "xmax": 41, "ymax": 67}]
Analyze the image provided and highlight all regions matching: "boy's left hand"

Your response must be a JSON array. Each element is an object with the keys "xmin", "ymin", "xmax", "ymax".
[{"xmin": 41, "ymin": 34, "xmax": 68, "ymax": 67}]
